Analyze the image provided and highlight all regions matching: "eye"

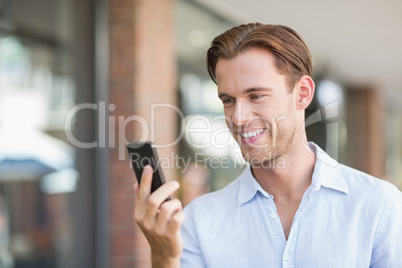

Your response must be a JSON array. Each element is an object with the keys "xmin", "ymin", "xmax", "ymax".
[
  {"xmin": 221, "ymin": 98, "xmax": 235, "ymax": 105},
  {"xmin": 250, "ymin": 94, "xmax": 263, "ymax": 100}
]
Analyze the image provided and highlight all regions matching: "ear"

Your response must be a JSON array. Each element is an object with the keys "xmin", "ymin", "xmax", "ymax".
[{"xmin": 295, "ymin": 75, "xmax": 315, "ymax": 110}]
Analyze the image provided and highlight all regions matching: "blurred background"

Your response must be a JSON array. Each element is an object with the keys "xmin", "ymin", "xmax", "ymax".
[{"xmin": 0, "ymin": 0, "xmax": 401, "ymax": 267}]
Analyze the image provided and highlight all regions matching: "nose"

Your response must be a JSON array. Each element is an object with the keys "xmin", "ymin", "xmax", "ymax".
[{"xmin": 231, "ymin": 100, "xmax": 252, "ymax": 126}]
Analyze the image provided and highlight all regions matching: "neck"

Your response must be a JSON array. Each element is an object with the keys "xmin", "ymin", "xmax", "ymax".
[{"xmin": 251, "ymin": 139, "xmax": 316, "ymax": 201}]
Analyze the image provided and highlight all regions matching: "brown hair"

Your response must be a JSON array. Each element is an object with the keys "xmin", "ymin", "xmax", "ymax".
[{"xmin": 207, "ymin": 23, "xmax": 313, "ymax": 91}]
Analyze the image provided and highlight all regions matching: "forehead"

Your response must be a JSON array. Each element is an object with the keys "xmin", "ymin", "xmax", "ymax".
[{"xmin": 215, "ymin": 48, "xmax": 285, "ymax": 92}]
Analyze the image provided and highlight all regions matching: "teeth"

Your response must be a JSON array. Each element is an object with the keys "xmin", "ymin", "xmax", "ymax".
[{"xmin": 241, "ymin": 129, "xmax": 264, "ymax": 139}]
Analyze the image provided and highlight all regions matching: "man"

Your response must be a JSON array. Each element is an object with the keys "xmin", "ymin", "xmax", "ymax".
[{"xmin": 134, "ymin": 23, "xmax": 402, "ymax": 267}]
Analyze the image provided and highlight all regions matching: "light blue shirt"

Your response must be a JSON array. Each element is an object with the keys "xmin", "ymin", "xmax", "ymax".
[{"xmin": 180, "ymin": 143, "xmax": 402, "ymax": 267}]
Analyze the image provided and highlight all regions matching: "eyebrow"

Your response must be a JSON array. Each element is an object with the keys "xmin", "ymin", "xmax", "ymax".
[{"xmin": 218, "ymin": 87, "xmax": 273, "ymax": 99}]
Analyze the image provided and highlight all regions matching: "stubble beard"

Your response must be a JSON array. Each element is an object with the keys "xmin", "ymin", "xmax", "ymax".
[{"xmin": 239, "ymin": 117, "xmax": 296, "ymax": 169}]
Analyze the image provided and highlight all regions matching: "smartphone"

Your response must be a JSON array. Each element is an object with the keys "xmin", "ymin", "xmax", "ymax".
[{"xmin": 127, "ymin": 141, "xmax": 169, "ymax": 197}]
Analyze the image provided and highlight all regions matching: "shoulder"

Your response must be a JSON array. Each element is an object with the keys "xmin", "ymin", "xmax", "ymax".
[
  {"xmin": 337, "ymin": 164, "xmax": 401, "ymax": 218},
  {"xmin": 339, "ymin": 164, "xmax": 400, "ymax": 198},
  {"xmin": 312, "ymin": 141, "xmax": 400, "ymax": 200}
]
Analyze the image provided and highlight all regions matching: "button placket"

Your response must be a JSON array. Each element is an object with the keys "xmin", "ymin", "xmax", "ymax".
[
  {"xmin": 282, "ymin": 251, "xmax": 292, "ymax": 268},
  {"xmin": 264, "ymin": 197, "xmax": 285, "ymax": 245},
  {"xmin": 282, "ymin": 186, "xmax": 315, "ymax": 268}
]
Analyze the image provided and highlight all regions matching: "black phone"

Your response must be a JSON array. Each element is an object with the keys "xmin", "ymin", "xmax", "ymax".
[{"xmin": 127, "ymin": 141, "xmax": 168, "ymax": 196}]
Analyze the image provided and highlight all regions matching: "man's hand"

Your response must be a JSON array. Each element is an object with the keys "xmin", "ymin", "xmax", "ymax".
[{"xmin": 133, "ymin": 165, "xmax": 185, "ymax": 267}]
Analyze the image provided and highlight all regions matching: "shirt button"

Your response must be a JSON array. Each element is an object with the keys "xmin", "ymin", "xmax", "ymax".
[
  {"xmin": 284, "ymin": 254, "xmax": 290, "ymax": 261},
  {"xmin": 270, "ymin": 212, "xmax": 276, "ymax": 218}
]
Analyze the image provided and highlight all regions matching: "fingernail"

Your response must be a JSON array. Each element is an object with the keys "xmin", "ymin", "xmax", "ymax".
[
  {"xmin": 144, "ymin": 165, "xmax": 151, "ymax": 174},
  {"xmin": 170, "ymin": 181, "xmax": 179, "ymax": 188}
]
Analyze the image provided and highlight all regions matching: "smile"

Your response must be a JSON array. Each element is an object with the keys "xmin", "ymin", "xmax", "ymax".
[{"xmin": 240, "ymin": 129, "xmax": 265, "ymax": 139}]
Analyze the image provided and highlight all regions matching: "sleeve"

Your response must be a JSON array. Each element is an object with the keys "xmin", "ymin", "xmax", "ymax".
[
  {"xmin": 370, "ymin": 187, "xmax": 402, "ymax": 267},
  {"xmin": 180, "ymin": 205, "xmax": 206, "ymax": 268}
]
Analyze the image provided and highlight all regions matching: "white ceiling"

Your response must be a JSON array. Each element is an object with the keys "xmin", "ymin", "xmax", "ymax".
[{"xmin": 188, "ymin": 0, "xmax": 402, "ymax": 93}]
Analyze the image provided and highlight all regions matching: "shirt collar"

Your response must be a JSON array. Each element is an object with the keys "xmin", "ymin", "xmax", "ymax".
[
  {"xmin": 237, "ymin": 142, "xmax": 349, "ymax": 206},
  {"xmin": 237, "ymin": 165, "xmax": 260, "ymax": 206},
  {"xmin": 309, "ymin": 142, "xmax": 349, "ymax": 194}
]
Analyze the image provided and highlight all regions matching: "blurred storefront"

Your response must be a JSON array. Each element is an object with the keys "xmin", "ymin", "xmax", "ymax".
[
  {"xmin": 0, "ymin": 0, "xmax": 78, "ymax": 267},
  {"xmin": 0, "ymin": 0, "xmax": 401, "ymax": 268}
]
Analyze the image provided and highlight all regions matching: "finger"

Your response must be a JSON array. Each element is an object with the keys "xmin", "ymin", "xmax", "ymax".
[
  {"xmin": 152, "ymin": 180, "xmax": 180, "ymax": 202},
  {"xmin": 167, "ymin": 210, "xmax": 186, "ymax": 235},
  {"xmin": 155, "ymin": 199, "xmax": 182, "ymax": 233},
  {"xmin": 136, "ymin": 165, "xmax": 153, "ymax": 208},
  {"xmin": 143, "ymin": 181, "xmax": 180, "ymax": 226}
]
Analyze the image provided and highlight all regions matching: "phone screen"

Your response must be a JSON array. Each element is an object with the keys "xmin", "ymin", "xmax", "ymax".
[{"xmin": 126, "ymin": 142, "xmax": 167, "ymax": 194}]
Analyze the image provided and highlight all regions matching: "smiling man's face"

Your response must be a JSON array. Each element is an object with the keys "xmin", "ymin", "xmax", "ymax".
[{"xmin": 216, "ymin": 48, "xmax": 301, "ymax": 165}]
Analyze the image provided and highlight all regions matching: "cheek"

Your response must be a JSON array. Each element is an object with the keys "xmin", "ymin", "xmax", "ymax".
[
  {"xmin": 223, "ymin": 106, "xmax": 235, "ymax": 121},
  {"xmin": 258, "ymin": 105, "xmax": 294, "ymax": 133},
  {"xmin": 252, "ymin": 102, "xmax": 277, "ymax": 121},
  {"xmin": 276, "ymin": 113, "xmax": 297, "ymax": 137},
  {"xmin": 262, "ymin": 101, "xmax": 293, "ymax": 120},
  {"xmin": 224, "ymin": 114, "xmax": 233, "ymax": 129}
]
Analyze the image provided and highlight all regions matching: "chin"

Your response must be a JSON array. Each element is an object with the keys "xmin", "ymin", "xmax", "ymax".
[
  {"xmin": 240, "ymin": 147, "xmax": 277, "ymax": 163},
  {"xmin": 241, "ymin": 148, "xmax": 287, "ymax": 169}
]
